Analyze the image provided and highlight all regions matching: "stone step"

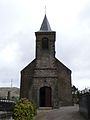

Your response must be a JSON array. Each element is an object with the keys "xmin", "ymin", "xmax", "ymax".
[{"xmin": 39, "ymin": 107, "xmax": 52, "ymax": 110}]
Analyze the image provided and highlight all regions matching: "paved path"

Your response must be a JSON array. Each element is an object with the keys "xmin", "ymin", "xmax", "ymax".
[{"xmin": 34, "ymin": 105, "xmax": 85, "ymax": 120}]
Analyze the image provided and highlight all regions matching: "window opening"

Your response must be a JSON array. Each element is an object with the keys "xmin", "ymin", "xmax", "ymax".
[{"xmin": 42, "ymin": 38, "xmax": 48, "ymax": 49}]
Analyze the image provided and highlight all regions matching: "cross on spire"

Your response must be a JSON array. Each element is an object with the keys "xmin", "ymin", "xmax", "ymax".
[{"xmin": 45, "ymin": 5, "xmax": 46, "ymax": 14}]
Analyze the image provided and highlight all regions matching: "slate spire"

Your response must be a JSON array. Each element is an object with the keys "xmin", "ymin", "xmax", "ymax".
[{"xmin": 40, "ymin": 14, "xmax": 52, "ymax": 31}]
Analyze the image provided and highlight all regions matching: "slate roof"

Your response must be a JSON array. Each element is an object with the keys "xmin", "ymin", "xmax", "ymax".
[{"xmin": 39, "ymin": 14, "xmax": 52, "ymax": 31}]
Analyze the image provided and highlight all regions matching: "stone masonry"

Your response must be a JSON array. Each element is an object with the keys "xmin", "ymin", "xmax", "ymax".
[{"xmin": 20, "ymin": 14, "xmax": 72, "ymax": 108}]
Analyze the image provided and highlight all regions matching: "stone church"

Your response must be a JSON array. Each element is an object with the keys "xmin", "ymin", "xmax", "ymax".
[{"xmin": 20, "ymin": 14, "xmax": 72, "ymax": 108}]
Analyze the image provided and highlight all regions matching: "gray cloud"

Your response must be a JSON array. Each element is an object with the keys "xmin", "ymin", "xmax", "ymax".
[{"xmin": 0, "ymin": 0, "xmax": 90, "ymax": 90}]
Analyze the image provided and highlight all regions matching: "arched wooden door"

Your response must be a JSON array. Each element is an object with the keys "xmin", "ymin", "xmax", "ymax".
[{"xmin": 39, "ymin": 86, "xmax": 52, "ymax": 107}]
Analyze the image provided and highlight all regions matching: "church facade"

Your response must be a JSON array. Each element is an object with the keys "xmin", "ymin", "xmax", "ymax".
[{"xmin": 20, "ymin": 15, "xmax": 72, "ymax": 108}]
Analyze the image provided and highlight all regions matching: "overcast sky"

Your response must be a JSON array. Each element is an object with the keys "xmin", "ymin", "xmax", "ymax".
[{"xmin": 0, "ymin": 0, "xmax": 90, "ymax": 90}]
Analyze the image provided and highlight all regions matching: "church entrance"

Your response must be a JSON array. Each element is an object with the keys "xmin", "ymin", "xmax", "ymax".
[{"xmin": 39, "ymin": 86, "xmax": 52, "ymax": 107}]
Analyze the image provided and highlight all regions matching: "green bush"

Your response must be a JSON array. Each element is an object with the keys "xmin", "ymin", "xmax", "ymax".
[{"xmin": 13, "ymin": 98, "xmax": 37, "ymax": 120}]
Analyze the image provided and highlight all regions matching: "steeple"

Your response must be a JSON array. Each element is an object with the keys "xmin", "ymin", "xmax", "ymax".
[
  {"xmin": 39, "ymin": 14, "xmax": 52, "ymax": 31},
  {"xmin": 35, "ymin": 14, "xmax": 56, "ymax": 58}
]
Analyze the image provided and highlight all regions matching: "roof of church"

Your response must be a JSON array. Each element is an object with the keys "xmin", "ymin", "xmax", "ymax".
[
  {"xmin": 39, "ymin": 14, "xmax": 52, "ymax": 32},
  {"xmin": 21, "ymin": 58, "xmax": 71, "ymax": 73}
]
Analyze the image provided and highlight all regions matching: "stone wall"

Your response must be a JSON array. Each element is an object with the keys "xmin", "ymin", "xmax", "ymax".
[
  {"xmin": 20, "ymin": 29, "xmax": 72, "ymax": 108},
  {"xmin": 56, "ymin": 58, "xmax": 72, "ymax": 106},
  {"xmin": 0, "ymin": 100, "xmax": 15, "ymax": 111},
  {"xmin": 20, "ymin": 59, "xmax": 36, "ymax": 98},
  {"xmin": 79, "ymin": 93, "xmax": 90, "ymax": 119}
]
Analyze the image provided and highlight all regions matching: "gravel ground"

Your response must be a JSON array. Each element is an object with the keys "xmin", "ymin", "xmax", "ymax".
[{"xmin": 34, "ymin": 105, "xmax": 85, "ymax": 120}]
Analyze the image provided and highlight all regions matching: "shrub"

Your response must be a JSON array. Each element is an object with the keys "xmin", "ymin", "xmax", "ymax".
[{"xmin": 13, "ymin": 98, "xmax": 37, "ymax": 120}]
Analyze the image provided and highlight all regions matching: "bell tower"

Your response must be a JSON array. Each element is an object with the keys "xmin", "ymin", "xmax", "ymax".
[{"xmin": 35, "ymin": 14, "xmax": 56, "ymax": 59}]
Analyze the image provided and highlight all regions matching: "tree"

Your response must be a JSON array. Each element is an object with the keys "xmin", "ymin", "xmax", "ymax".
[{"xmin": 72, "ymin": 85, "xmax": 80, "ymax": 104}]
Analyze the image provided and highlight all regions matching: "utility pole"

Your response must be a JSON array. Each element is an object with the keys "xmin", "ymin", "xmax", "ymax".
[{"xmin": 11, "ymin": 79, "xmax": 13, "ymax": 88}]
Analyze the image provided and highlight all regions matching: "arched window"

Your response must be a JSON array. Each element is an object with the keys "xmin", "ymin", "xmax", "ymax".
[{"xmin": 42, "ymin": 37, "xmax": 48, "ymax": 49}]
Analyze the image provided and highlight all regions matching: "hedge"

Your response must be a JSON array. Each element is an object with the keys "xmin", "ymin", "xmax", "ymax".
[{"xmin": 13, "ymin": 98, "xmax": 37, "ymax": 120}]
